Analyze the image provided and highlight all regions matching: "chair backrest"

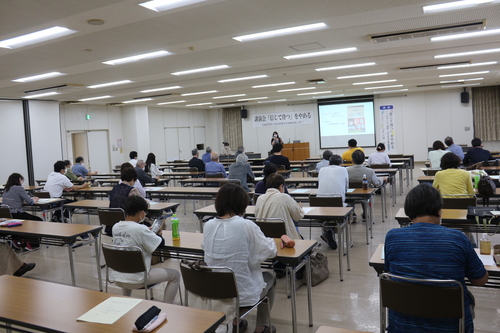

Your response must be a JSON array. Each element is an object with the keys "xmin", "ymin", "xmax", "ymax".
[
  {"xmin": 349, "ymin": 181, "xmax": 363, "ymax": 188},
  {"xmin": 309, "ymin": 171, "xmax": 319, "ymax": 177},
  {"xmin": 424, "ymin": 169, "xmax": 439, "ymax": 176},
  {"xmin": 98, "ymin": 208, "xmax": 125, "ymax": 228},
  {"xmin": 247, "ymin": 217, "xmax": 286, "ymax": 238},
  {"xmin": 206, "ymin": 173, "xmax": 223, "ymax": 179},
  {"xmin": 252, "ymin": 193, "xmax": 261, "ymax": 205},
  {"xmin": 277, "ymin": 165, "xmax": 286, "ymax": 171},
  {"xmin": 0, "ymin": 204, "xmax": 12, "ymax": 219},
  {"xmin": 33, "ymin": 191, "xmax": 51, "ymax": 198},
  {"xmin": 388, "ymin": 154, "xmax": 404, "ymax": 158},
  {"xmin": 187, "ymin": 167, "xmax": 198, "ymax": 172},
  {"xmin": 219, "ymin": 179, "xmax": 241, "ymax": 187},
  {"xmin": 309, "ymin": 194, "xmax": 343, "ymax": 207},
  {"xmin": 370, "ymin": 164, "xmax": 390, "ymax": 169},
  {"xmin": 180, "ymin": 262, "xmax": 238, "ymax": 300},
  {"xmin": 442, "ymin": 196, "xmax": 477, "ymax": 209},
  {"xmin": 380, "ymin": 273, "xmax": 464, "ymax": 333},
  {"xmin": 102, "ymin": 243, "xmax": 147, "ymax": 274}
]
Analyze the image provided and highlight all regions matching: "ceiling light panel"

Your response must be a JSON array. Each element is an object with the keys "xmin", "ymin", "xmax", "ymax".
[
  {"xmin": 337, "ymin": 72, "xmax": 388, "ymax": 79},
  {"xmin": 316, "ymin": 62, "xmax": 375, "ymax": 72},
  {"xmin": 440, "ymin": 78, "xmax": 483, "ymax": 83},
  {"xmin": 12, "ymin": 72, "xmax": 65, "ymax": 82},
  {"xmin": 423, "ymin": 0, "xmax": 495, "ymax": 13},
  {"xmin": 373, "ymin": 89, "xmax": 408, "ymax": 94},
  {"xmin": 284, "ymin": 47, "xmax": 357, "ymax": 60},
  {"xmin": 171, "ymin": 65, "xmax": 229, "ymax": 75},
  {"xmin": 139, "ymin": 0, "xmax": 207, "ymax": 12},
  {"xmin": 352, "ymin": 79, "xmax": 397, "ymax": 85},
  {"xmin": 212, "ymin": 94, "xmax": 246, "ymax": 99},
  {"xmin": 181, "ymin": 90, "xmax": 217, "ymax": 96},
  {"xmin": 364, "ymin": 85, "xmax": 403, "ymax": 90},
  {"xmin": 297, "ymin": 91, "xmax": 332, "ymax": 95},
  {"xmin": 87, "ymin": 80, "xmax": 133, "ymax": 89},
  {"xmin": 437, "ymin": 61, "xmax": 497, "ymax": 69},
  {"xmin": 157, "ymin": 100, "xmax": 185, "ymax": 105},
  {"xmin": 186, "ymin": 102, "xmax": 212, "ymax": 106},
  {"xmin": 0, "ymin": 26, "xmax": 76, "ymax": 49},
  {"xmin": 140, "ymin": 86, "xmax": 182, "ymax": 93},
  {"xmin": 277, "ymin": 87, "xmax": 316, "ymax": 92},
  {"xmin": 435, "ymin": 48, "xmax": 500, "ymax": 58},
  {"xmin": 441, "ymin": 83, "xmax": 482, "ymax": 87},
  {"xmin": 24, "ymin": 92, "xmax": 60, "ymax": 99},
  {"xmin": 238, "ymin": 97, "xmax": 267, "ymax": 101},
  {"xmin": 233, "ymin": 23, "xmax": 328, "ymax": 42},
  {"xmin": 258, "ymin": 99, "xmax": 286, "ymax": 103},
  {"xmin": 252, "ymin": 82, "xmax": 295, "ymax": 88},
  {"xmin": 431, "ymin": 28, "xmax": 500, "ymax": 42},
  {"xmin": 439, "ymin": 71, "xmax": 489, "ymax": 77},
  {"xmin": 103, "ymin": 51, "xmax": 171, "ymax": 65},
  {"xmin": 123, "ymin": 98, "xmax": 153, "ymax": 103},
  {"xmin": 217, "ymin": 75, "xmax": 268, "ymax": 83},
  {"xmin": 79, "ymin": 95, "xmax": 112, "ymax": 101}
]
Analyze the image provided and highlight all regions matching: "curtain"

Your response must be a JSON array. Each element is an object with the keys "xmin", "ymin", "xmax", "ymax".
[
  {"xmin": 472, "ymin": 86, "xmax": 500, "ymax": 141},
  {"xmin": 222, "ymin": 107, "xmax": 243, "ymax": 150}
]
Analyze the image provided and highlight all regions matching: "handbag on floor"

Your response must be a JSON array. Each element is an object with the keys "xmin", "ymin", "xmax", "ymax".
[{"xmin": 304, "ymin": 252, "xmax": 329, "ymax": 286}]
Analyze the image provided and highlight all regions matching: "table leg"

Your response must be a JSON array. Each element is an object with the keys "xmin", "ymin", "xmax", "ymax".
[
  {"xmin": 289, "ymin": 265, "xmax": 297, "ymax": 333},
  {"xmin": 399, "ymin": 168, "xmax": 403, "ymax": 195},
  {"xmin": 406, "ymin": 164, "xmax": 410, "ymax": 187},
  {"xmin": 364, "ymin": 201, "xmax": 369, "ymax": 245},
  {"xmin": 338, "ymin": 222, "xmax": 344, "ymax": 281},
  {"xmin": 306, "ymin": 256, "xmax": 313, "ymax": 327},
  {"xmin": 381, "ymin": 185, "xmax": 386, "ymax": 222},
  {"xmin": 391, "ymin": 176, "xmax": 396, "ymax": 207},
  {"xmin": 94, "ymin": 233, "xmax": 103, "ymax": 291},
  {"xmin": 67, "ymin": 244, "xmax": 76, "ymax": 286},
  {"xmin": 370, "ymin": 198, "xmax": 374, "ymax": 239},
  {"xmin": 68, "ymin": 209, "xmax": 73, "ymax": 224}
]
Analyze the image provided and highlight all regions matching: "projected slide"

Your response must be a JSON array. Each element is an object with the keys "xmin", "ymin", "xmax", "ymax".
[{"xmin": 318, "ymin": 99, "xmax": 375, "ymax": 148}]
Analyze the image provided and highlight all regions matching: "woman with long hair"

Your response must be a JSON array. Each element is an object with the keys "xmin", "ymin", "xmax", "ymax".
[
  {"xmin": 3, "ymin": 173, "xmax": 42, "ymax": 221},
  {"xmin": 144, "ymin": 153, "xmax": 162, "ymax": 178}
]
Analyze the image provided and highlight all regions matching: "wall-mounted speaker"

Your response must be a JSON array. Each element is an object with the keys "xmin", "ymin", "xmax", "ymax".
[
  {"xmin": 461, "ymin": 91, "xmax": 469, "ymax": 103},
  {"xmin": 240, "ymin": 108, "xmax": 248, "ymax": 119}
]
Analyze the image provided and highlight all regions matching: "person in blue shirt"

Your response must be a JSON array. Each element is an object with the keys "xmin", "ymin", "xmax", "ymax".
[
  {"xmin": 201, "ymin": 147, "xmax": 212, "ymax": 164},
  {"xmin": 384, "ymin": 184, "xmax": 488, "ymax": 333},
  {"xmin": 444, "ymin": 136, "xmax": 464, "ymax": 160},
  {"xmin": 72, "ymin": 156, "xmax": 98, "ymax": 179},
  {"xmin": 205, "ymin": 152, "xmax": 227, "ymax": 178},
  {"xmin": 463, "ymin": 138, "xmax": 494, "ymax": 166}
]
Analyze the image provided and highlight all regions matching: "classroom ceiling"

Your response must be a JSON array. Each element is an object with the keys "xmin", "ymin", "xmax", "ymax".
[{"xmin": 1, "ymin": 0, "xmax": 500, "ymax": 108}]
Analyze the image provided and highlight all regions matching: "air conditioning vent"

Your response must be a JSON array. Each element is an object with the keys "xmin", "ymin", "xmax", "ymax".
[
  {"xmin": 60, "ymin": 101, "xmax": 83, "ymax": 105},
  {"xmin": 307, "ymin": 78, "xmax": 327, "ymax": 84},
  {"xmin": 24, "ymin": 83, "xmax": 85, "ymax": 94},
  {"xmin": 106, "ymin": 103, "xmax": 125, "ymax": 106},
  {"xmin": 399, "ymin": 61, "xmax": 471, "ymax": 71},
  {"xmin": 369, "ymin": 20, "xmax": 485, "ymax": 43}
]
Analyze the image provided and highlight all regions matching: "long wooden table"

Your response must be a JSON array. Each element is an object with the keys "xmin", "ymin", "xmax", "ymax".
[
  {"xmin": 0, "ymin": 197, "xmax": 65, "ymax": 221},
  {"xmin": 0, "ymin": 275, "xmax": 225, "ymax": 333},
  {"xmin": 157, "ymin": 231, "xmax": 316, "ymax": 333},
  {"xmin": 0, "ymin": 219, "xmax": 102, "ymax": 289}
]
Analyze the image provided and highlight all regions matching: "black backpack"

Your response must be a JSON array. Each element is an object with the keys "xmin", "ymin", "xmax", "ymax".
[{"xmin": 477, "ymin": 175, "xmax": 496, "ymax": 197}]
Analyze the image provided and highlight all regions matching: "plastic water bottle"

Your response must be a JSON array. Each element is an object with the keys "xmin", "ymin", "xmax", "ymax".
[
  {"xmin": 480, "ymin": 233, "xmax": 491, "ymax": 255},
  {"xmin": 171, "ymin": 214, "xmax": 180, "ymax": 241},
  {"xmin": 362, "ymin": 174, "xmax": 368, "ymax": 190},
  {"xmin": 474, "ymin": 174, "xmax": 480, "ymax": 189}
]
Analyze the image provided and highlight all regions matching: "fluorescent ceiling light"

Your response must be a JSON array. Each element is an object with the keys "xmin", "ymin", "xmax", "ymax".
[
  {"xmin": 79, "ymin": 95, "xmax": 112, "ymax": 101},
  {"xmin": 213, "ymin": 94, "xmax": 246, "ymax": 99},
  {"xmin": 233, "ymin": 23, "xmax": 328, "ymax": 42},
  {"xmin": 431, "ymin": 28, "xmax": 500, "ymax": 42},
  {"xmin": 88, "ymin": 80, "xmax": 133, "ymax": 89},
  {"xmin": 122, "ymin": 98, "xmax": 153, "ymax": 103},
  {"xmin": 157, "ymin": 100, "xmax": 186, "ymax": 105},
  {"xmin": 423, "ymin": 0, "xmax": 494, "ymax": 13},
  {"xmin": 437, "ymin": 61, "xmax": 497, "ymax": 69},
  {"xmin": 186, "ymin": 102, "xmax": 212, "ymax": 106},
  {"xmin": 277, "ymin": 87, "xmax": 316, "ymax": 92},
  {"xmin": 297, "ymin": 91, "xmax": 332, "ymax": 95},
  {"xmin": 141, "ymin": 86, "xmax": 182, "ymax": 93},
  {"xmin": 439, "ymin": 71, "xmax": 489, "ymax": 77},
  {"xmin": 252, "ymin": 82, "xmax": 295, "ymax": 88},
  {"xmin": 440, "ymin": 78, "xmax": 483, "ymax": 83},
  {"xmin": 218, "ymin": 75, "xmax": 268, "ymax": 83},
  {"xmin": 315, "ymin": 62, "xmax": 376, "ymax": 72},
  {"xmin": 0, "ymin": 26, "xmax": 76, "ymax": 49},
  {"xmin": 314, "ymin": 94, "xmax": 345, "ymax": 98},
  {"xmin": 353, "ymin": 79, "xmax": 397, "ymax": 85},
  {"xmin": 171, "ymin": 65, "xmax": 229, "ymax": 76},
  {"xmin": 139, "ymin": 0, "xmax": 207, "ymax": 12},
  {"xmin": 12, "ymin": 72, "xmax": 64, "ymax": 83},
  {"xmin": 238, "ymin": 97, "xmax": 267, "ymax": 101},
  {"xmin": 364, "ymin": 85, "xmax": 403, "ymax": 90},
  {"xmin": 181, "ymin": 90, "xmax": 217, "ymax": 96},
  {"xmin": 442, "ymin": 83, "xmax": 482, "ymax": 87},
  {"xmin": 209, "ymin": 104, "xmax": 235, "ymax": 108},
  {"xmin": 284, "ymin": 47, "xmax": 356, "ymax": 60},
  {"xmin": 435, "ymin": 48, "xmax": 500, "ymax": 58},
  {"xmin": 258, "ymin": 99, "xmax": 286, "ymax": 103},
  {"xmin": 337, "ymin": 72, "xmax": 388, "ymax": 79},
  {"xmin": 24, "ymin": 92, "xmax": 60, "ymax": 99},
  {"xmin": 103, "ymin": 50, "xmax": 171, "ymax": 65},
  {"xmin": 373, "ymin": 89, "xmax": 408, "ymax": 94}
]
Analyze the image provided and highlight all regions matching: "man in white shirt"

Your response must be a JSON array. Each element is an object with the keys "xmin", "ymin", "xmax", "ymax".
[
  {"xmin": 43, "ymin": 160, "xmax": 89, "ymax": 221},
  {"xmin": 315, "ymin": 150, "xmax": 332, "ymax": 173},
  {"xmin": 128, "ymin": 151, "xmax": 138, "ymax": 167}
]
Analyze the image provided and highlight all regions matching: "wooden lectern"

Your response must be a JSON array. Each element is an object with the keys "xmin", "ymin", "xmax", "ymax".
[{"xmin": 282, "ymin": 142, "xmax": 310, "ymax": 160}]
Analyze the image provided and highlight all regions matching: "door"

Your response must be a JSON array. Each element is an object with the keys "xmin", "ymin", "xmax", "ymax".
[
  {"xmin": 178, "ymin": 127, "xmax": 191, "ymax": 160},
  {"xmin": 87, "ymin": 130, "xmax": 111, "ymax": 173},
  {"xmin": 165, "ymin": 128, "xmax": 180, "ymax": 160}
]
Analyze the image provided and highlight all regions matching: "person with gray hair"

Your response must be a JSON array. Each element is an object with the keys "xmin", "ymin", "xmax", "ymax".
[
  {"xmin": 135, "ymin": 159, "xmax": 156, "ymax": 186},
  {"xmin": 205, "ymin": 152, "xmax": 227, "ymax": 177},
  {"xmin": 235, "ymin": 145, "xmax": 245, "ymax": 158},
  {"xmin": 188, "ymin": 148, "xmax": 205, "ymax": 171},
  {"xmin": 229, "ymin": 153, "xmax": 255, "ymax": 192},
  {"xmin": 316, "ymin": 150, "xmax": 333, "ymax": 172},
  {"xmin": 202, "ymin": 146, "xmax": 212, "ymax": 163}
]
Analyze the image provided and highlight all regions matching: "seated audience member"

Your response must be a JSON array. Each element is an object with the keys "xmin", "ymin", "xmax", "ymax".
[
  {"xmin": 316, "ymin": 150, "xmax": 333, "ymax": 172},
  {"xmin": 188, "ymin": 148, "xmax": 205, "ymax": 172},
  {"xmin": 72, "ymin": 156, "xmax": 97, "ymax": 179},
  {"xmin": 341, "ymin": 139, "xmax": 364, "ymax": 163},
  {"xmin": 255, "ymin": 173, "xmax": 304, "ymax": 240},
  {"xmin": 348, "ymin": 150, "xmax": 383, "ymax": 220},
  {"xmin": 3, "ymin": 173, "xmax": 43, "ymax": 221},
  {"xmin": 367, "ymin": 143, "xmax": 391, "ymax": 166},
  {"xmin": 120, "ymin": 162, "xmax": 146, "ymax": 197},
  {"xmin": 428, "ymin": 140, "xmax": 448, "ymax": 169},
  {"xmin": 317, "ymin": 154, "xmax": 348, "ymax": 250},
  {"xmin": 201, "ymin": 147, "xmax": 212, "ymax": 164},
  {"xmin": 145, "ymin": 153, "xmax": 163, "ymax": 178},
  {"xmin": 0, "ymin": 243, "xmax": 35, "ymax": 277},
  {"xmin": 221, "ymin": 142, "xmax": 232, "ymax": 155},
  {"xmin": 433, "ymin": 152, "xmax": 474, "ymax": 197},
  {"xmin": 228, "ymin": 153, "xmax": 255, "ymax": 192},
  {"xmin": 135, "ymin": 160, "xmax": 156, "ymax": 186},
  {"xmin": 255, "ymin": 163, "xmax": 289, "ymax": 195},
  {"xmin": 205, "ymin": 152, "xmax": 227, "ymax": 177},
  {"xmin": 111, "ymin": 196, "xmax": 180, "ymax": 304},
  {"xmin": 384, "ymin": 184, "xmax": 488, "ymax": 332},
  {"xmin": 129, "ymin": 151, "xmax": 138, "ymax": 167},
  {"xmin": 234, "ymin": 145, "xmax": 245, "ymax": 158},
  {"xmin": 202, "ymin": 183, "xmax": 277, "ymax": 333},
  {"xmin": 43, "ymin": 160, "xmax": 90, "ymax": 221},
  {"xmin": 463, "ymin": 137, "xmax": 494, "ymax": 166},
  {"xmin": 64, "ymin": 160, "xmax": 82, "ymax": 182},
  {"xmin": 265, "ymin": 143, "xmax": 290, "ymax": 170},
  {"xmin": 445, "ymin": 136, "xmax": 464, "ymax": 160}
]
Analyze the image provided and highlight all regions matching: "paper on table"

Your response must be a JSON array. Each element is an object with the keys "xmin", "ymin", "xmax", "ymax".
[
  {"xmin": 291, "ymin": 189, "xmax": 310, "ymax": 194},
  {"xmin": 380, "ymin": 245, "xmax": 385, "ymax": 260},
  {"xmin": 347, "ymin": 189, "xmax": 355, "ymax": 193},
  {"xmin": 77, "ymin": 297, "xmax": 142, "ymax": 324},
  {"xmin": 146, "ymin": 187, "xmax": 162, "ymax": 191},
  {"xmin": 478, "ymin": 254, "xmax": 495, "ymax": 266},
  {"xmin": 37, "ymin": 199, "xmax": 57, "ymax": 203},
  {"xmin": 302, "ymin": 207, "xmax": 314, "ymax": 214}
]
